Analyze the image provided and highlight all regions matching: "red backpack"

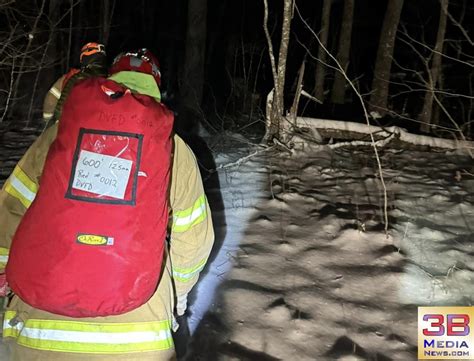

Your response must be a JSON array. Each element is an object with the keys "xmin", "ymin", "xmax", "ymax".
[{"xmin": 6, "ymin": 77, "xmax": 174, "ymax": 317}]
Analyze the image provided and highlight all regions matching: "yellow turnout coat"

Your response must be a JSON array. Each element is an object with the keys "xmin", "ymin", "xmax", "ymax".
[{"xmin": 0, "ymin": 74, "xmax": 214, "ymax": 360}]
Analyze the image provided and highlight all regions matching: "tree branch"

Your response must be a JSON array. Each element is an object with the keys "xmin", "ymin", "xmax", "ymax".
[{"xmin": 295, "ymin": 4, "xmax": 390, "ymax": 234}]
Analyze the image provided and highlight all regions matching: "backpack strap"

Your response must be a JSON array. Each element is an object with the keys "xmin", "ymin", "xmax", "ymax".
[
  {"xmin": 44, "ymin": 66, "xmax": 107, "ymax": 130},
  {"xmin": 61, "ymin": 68, "xmax": 80, "ymax": 91}
]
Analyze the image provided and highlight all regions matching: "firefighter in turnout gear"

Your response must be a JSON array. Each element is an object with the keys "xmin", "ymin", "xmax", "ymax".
[
  {"xmin": 0, "ymin": 48, "xmax": 214, "ymax": 360},
  {"xmin": 42, "ymin": 42, "xmax": 107, "ymax": 125}
]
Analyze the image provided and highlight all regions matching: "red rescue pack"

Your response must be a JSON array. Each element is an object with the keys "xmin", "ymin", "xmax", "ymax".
[{"xmin": 6, "ymin": 77, "xmax": 174, "ymax": 317}]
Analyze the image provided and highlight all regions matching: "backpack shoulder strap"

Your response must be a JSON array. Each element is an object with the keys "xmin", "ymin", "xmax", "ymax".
[
  {"xmin": 61, "ymin": 68, "xmax": 80, "ymax": 91},
  {"xmin": 45, "ymin": 69, "xmax": 101, "ymax": 130}
]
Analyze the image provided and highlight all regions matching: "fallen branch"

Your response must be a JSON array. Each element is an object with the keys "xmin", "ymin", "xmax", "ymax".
[
  {"xmin": 301, "ymin": 89, "xmax": 322, "ymax": 104},
  {"xmin": 289, "ymin": 61, "xmax": 305, "ymax": 122},
  {"xmin": 327, "ymin": 133, "xmax": 395, "ymax": 149},
  {"xmin": 272, "ymin": 137, "xmax": 293, "ymax": 154},
  {"xmin": 295, "ymin": 117, "xmax": 474, "ymax": 153},
  {"xmin": 213, "ymin": 145, "xmax": 276, "ymax": 172}
]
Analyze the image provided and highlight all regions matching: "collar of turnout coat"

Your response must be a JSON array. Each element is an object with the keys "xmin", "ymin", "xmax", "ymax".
[{"xmin": 108, "ymin": 71, "xmax": 161, "ymax": 102}]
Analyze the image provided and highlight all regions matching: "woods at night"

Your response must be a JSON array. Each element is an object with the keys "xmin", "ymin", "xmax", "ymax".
[
  {"xmin": 0, "ymin": 0, "xmax": 473, "ymax": 143},
  {"xmin": 0, "ymin": 1, "xmax": 473, "ymax": 360}
]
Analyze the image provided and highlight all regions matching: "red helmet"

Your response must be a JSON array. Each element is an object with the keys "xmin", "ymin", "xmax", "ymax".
[{"xmin": 110, "ymin": 48, "xmax": 161, "ymax": 86}]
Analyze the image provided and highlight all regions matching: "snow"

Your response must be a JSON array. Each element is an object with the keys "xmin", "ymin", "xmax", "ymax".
[
  {"xmin": 1, "ymin": 130, "xmax": 473, "ymax": 360},
  {"xmin": 182, "ymin": 137, "xmax": 474, "ymax": 360},
  {"xmin": 187, "ymin": 152, "xmax": 267, "ymax": 334}
]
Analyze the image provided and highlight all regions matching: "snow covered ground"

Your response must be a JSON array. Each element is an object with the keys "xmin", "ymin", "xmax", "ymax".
[
  {"xmin": 1, "ymin": 127, "xmax": 473, "ymax": 360},
  {"xmin": 182, "ymin": 135, "xmax": 474, "ymax": 360}
]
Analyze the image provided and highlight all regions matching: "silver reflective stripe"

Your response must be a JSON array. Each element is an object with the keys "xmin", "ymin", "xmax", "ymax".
[
  {"xmin": 21, "ymin": 327, "xmax": 172, "ymax": 344},
  {"xmin": 174, "ymin": 203, "xmax": 206, "ymax": 227},
  {"xmin": 173, "ymin": 266, "xmax": 205, "ymax": 281},
  {"xmin": 43, "ymin": 112, "xmax": 53, "ymax": 119},
  {"xmin": 0, "ymin": 255, "xmax": 8, "ymax": 264},
  {"xmin": 49, "ymin": 87, "xmax": 61, "ymax": 99},
  {"xmin": 172, "ymin": 258, "xmax": 208, "ymax": 282},
  {"xmin": 10, "ymin": 175, "xmax": 36, "ymax": 203}
]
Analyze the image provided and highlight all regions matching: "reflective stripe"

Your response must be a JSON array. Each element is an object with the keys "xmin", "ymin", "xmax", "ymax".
[
  {"xmin": 43, "ymin": 112, "xmax": 53, "ymax": 120},
  {"xmin": 49, "ymin": 86, "xmax": 61, "ymax": 99},
  {"xmin": 5, "ymin": 181, "xmax": 33, "ymax": 208},
  {"xmin": 3, "ymin": 311, "xmax": 173, "ymax": 354},
  {"xmin": 4, "ymin": 166, "xmax": 38, "ymax": 208},
  {"xmin": 0, "ymin": 247, "xmax": 8, "ymax": 266},
  {"xmin": 173, "ymin": 258, "xmax": 207, "ymax": 283},
  {"xmin": 172, "ymin": 195, "xmax": 208, "ymax": 233},
  {"xmin": 22, "ymin": 327, "xmax": 169, "ymax": 344},
  {"xmin": 12, "ymin": 165, "xmax": 38, "ymax": 194},
  {"xmin": 19, "ymin": 327, "xmax": 173, "ymax": 352}
]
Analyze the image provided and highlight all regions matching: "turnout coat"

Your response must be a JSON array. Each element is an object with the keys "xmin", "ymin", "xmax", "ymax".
[{"xmin": 0, "ymin": 74, "xmax": 214, "ymax": 361}]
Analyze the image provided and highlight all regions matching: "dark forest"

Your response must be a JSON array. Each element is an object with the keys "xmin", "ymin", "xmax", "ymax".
[
  {"xmin": 0, "ymin": 0, "xmax": 473, "ymax": 143},
  {"xmin": 1, "ymin": 2, "xmax": 474, "ymax": 360}
]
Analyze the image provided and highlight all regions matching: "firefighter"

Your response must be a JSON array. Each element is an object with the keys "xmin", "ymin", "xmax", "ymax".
[
  {"xmin": 0, "ymin": 48, "xmax": 214, "ymax": 360},
  {"xmin": 42, "ymin": 42, "xmax": 107, "ymax": 124}
]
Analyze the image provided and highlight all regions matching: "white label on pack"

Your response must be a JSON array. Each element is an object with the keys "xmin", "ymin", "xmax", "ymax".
[{"xmin": 72, "ymin": 150, "xmax": 133, "ymax": 200}]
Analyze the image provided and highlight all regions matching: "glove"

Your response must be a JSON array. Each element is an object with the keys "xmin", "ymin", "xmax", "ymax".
[
  {"xmin": 0, "ymin": 273, "xmax": 8, "ymax": 297},
  {"xmin": 176, "ymin": 294, "xmax": 188, "ymax": 317}
]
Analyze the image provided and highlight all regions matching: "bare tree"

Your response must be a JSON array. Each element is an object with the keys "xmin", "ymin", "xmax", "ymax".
[
  {"xmin": 392, "ymin": 28, "xmax": 472, "ymax": 147},
  {"xmin": 46, "ymin": 0, "xmax": 60, "ymax": 64},
  {"xmin": 263, "ymin": 0, "xmax": 294, "ymax": 142},
  {"xmin": 1, "ymin": 0, "xmax": 85, "ymax": 124},
  {"xmin": 8, "ymin": 0, "xmax": 48, "ymax": 119},
  {"xmin": 419, "ymin": 0, "xmax": 449, "ymax": 133},
  {"xmin": 313, "ymin": 0, "xmax": 332, "ymax": 102},
  {"xmin": 26, "ymin": 0, "xmax": 62, "ymax": 123},
  {"xmin": 101, "ymin": 0, "xmax": 116, "ymax": 45},
  {"xmin": 331, "ymin": 0, "xmax": 354, "ymax": 104},
  {"xmin": 181, "ymin": 0, "xmax": 208, "ymax": 115},
  {"xmin": 369, "ymin": 0, "xmax": 404, "ymax": 116}
]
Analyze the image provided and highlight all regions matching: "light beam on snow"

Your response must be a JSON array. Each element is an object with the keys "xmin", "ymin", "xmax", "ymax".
[{"xmin": 187, "ymin": 157, "xmax": 266, "ymax": 334}]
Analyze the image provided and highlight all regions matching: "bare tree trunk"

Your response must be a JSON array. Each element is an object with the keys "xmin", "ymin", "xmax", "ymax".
[
  {"xmin": 369, "ymin": 0, "xmax": 404, "ymax": 116},
  {"xmin": 162, "ymin": 0, "xmax": 183, "ymax": 95},
  {"xmin": 206, "ymin": 0, "xmax": 227, "ymax": 71},
  {"xmin": 419, "ymin": 0, "xmax": 448, "ymax": 133},
  {"xmin": 140, "ymin": 0, "xmax": 147, "ymax": 39},
  {"xmin": 263, "ymin": 0, "xmax": 294, "ymax": 141},
  {"xmin": 44, "ymin": 0, "xmax": 61, "ymax": 89},
  {"xmin": 72, "ymin": 1, "xmax": 84, "ymax": 70},
  {"xmin": 101, "ymin": 0, "xmax": 115, "ymax": 45},
  {"xmin": 66, "ymin": 0, "xmax": 74, "ymax": 68},
  {"xmin": 331, "ymin": 0, "xmax": 354, "ymax": 104},
  {"xmin": 468, "ymin": 73, "xmax": 473, "ymax": 137},
  {"xmin": 181, "ymin": 0, "xmax": 208, "ymax": 114},
  {"xmin": 431, "ymin": 71, "xmax": 444, "ymax": 129},
  {"xmin": 313, "ymin": 0, "xmax": 332, "ymax": 102}
]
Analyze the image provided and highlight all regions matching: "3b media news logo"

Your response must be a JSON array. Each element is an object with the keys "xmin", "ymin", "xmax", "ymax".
[{"xmin": 419, "ymin": 307, "xmax": 473, "ymax": 359}]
